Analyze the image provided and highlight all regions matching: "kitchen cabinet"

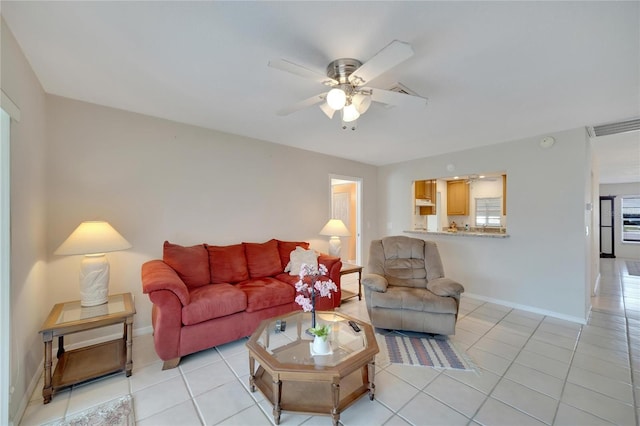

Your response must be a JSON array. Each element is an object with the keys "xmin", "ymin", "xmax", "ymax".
[
  {"xmin": 447, "ymin": 180, "xmax": 469, "ymax": 215},
  {"xmin": 502, "ymin": 174, "xmax": 507, "ymax": 215},
  {"xmin": 415, "ymin": 180, "xmax": 436, "ymax": 215}
]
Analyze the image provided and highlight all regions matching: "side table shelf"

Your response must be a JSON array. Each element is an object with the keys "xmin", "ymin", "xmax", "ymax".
[{"xmin": 39, "ymin": 293, "xmax": 135, "ymax": 404}]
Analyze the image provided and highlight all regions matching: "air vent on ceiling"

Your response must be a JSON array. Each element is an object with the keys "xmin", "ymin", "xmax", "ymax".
[
  {"xmin": 588, "ymin": 118, "xmax": 640, "ymax": 138},
  {"xmin": 389, "ymin": 82, "xmax": 420, "ymax": 96},
  {"xmin": 385, "ymin": 83, "xmax": 426, "ymax": 109}
]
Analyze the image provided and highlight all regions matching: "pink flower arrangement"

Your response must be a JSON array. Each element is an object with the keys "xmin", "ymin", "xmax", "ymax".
[{"xmin": 294, "ymin": 263, "xmax": 338, "ymax": 312}]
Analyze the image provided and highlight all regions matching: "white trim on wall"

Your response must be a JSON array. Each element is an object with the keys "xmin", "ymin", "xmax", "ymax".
[
  {"xmin": 1, "ymin": 107, "xmax": 13, "ymax": 425},
  {"xmin": 1, "ymin": 91, "xmax": 21, "ymax": 122}
]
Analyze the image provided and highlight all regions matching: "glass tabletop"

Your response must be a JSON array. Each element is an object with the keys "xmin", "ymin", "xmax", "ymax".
[
  {"xmin": 56, "ymin": 294, "xmax": 126, "ymax": 325},
  {"xmin": 253, "ymin": 311, "xmax": 368, "ymax": 367}
]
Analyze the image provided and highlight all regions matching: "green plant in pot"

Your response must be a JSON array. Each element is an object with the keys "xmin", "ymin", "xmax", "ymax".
[
  {"xmin": 310, "ymin": 324, "xmax": 330, "ymax": 340},
  {"xmin": 310, "ymin": 324, "xmax": 331, "ymax": 355}
]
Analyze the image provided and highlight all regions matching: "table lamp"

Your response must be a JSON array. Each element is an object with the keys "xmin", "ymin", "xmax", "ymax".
[
  {"xmin": 54, "ymin": 221, "xmax": 132, "ymax": 306},
  {"xmin": 319, "ymin": 219, "xmax": 351, "ymax": 257}
]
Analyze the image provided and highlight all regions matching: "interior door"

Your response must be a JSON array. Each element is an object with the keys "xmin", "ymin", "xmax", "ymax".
[
  {"xmin": 330, "ymin": 176, "xmax": 361, "ymax": 265},
  {"xmin": 599, "ymin": 196, "xmax": 615, "ymax": 258}
]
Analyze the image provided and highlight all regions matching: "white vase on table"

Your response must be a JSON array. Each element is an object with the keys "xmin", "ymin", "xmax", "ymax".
[{"xmin": 312, "ymin": 335, "xmax": 331, "ymax": 355}]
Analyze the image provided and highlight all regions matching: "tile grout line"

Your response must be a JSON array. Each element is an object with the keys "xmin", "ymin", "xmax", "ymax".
[{"xmin": 470, "ymin": 308, "xmax": 560, "ymax": 425}]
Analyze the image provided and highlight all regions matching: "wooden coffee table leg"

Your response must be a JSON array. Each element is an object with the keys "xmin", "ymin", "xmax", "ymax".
[
  {"xmin": 368, "ymin": 360, "xmax": 376, "ymax": 400},
  {"xmin": 331, "ymin": 381, "xmax": 340, "ymax": 426},
  {"xmin": 43, "ymin": 340, "xmax": 52, "ymax": 404},
  {"xmin": 248, "ymin": 356, "xmax": 255, "ymax": 392},
  {"xmin": 272, "ymin": 378, "xmax": 282, "ymax": 425}
]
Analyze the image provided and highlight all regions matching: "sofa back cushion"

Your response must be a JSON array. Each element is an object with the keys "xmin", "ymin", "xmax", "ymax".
[
  {"xmin": 207, "ymin": 244, "xmax": 249, "ymax": 283},
  {"xmin": 243, "ymin": 239, "xmax": 282, "ymax": 278},
  {"xmin": 163, "ymin": 241, "xmax": 210, "ymax": 288},
  {"xmin": 277, "ymin": 240, "xmax": 310, "ymax": 271}
]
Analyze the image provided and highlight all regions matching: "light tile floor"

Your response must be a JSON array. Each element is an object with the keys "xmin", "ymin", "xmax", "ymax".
[{"xmin": 19, "ymin": 258, "xmax": 639, "ymax": 425}]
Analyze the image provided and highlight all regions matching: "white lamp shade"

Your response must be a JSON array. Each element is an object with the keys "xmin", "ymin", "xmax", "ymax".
[
  {"xmin": 326, "ymin": 88, "xmax": 347, "ymax": 110},
  {"xmin": 319, "ymin": 102, "xmax": 336, "ymax": 119},
  {"xmin": 55, "ymin": 221, "xmax": 132, "ymax": 255},
  {"xmin": 319, "ymin": 219, "xmax": 351, "ymax": 237},
  {"xmin": 353, "ymin": 93, "xmax": 372, "ymax": 114},
  {"xmin": 341, "ymin": 104, "xmax": 360, "ymax": 122}
]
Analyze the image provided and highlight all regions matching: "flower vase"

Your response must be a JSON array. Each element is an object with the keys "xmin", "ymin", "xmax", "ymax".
[{"xmin": 312, "ymin": 335, "xmax": 331, "ymax": 355}]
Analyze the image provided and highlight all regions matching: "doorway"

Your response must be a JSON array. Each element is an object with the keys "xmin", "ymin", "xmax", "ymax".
[
  {"xmin": 599, "ymin": 196, "xmax": 616, "ymax": 258},
  {"xmin": 330, "ymin": 175, "xmax": 362, "ymax": 265}
]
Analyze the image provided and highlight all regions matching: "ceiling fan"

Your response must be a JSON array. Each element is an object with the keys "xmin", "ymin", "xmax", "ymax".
[{"xmin": 268, "ymin": 40, "xmax": 427, "ymax": 130}]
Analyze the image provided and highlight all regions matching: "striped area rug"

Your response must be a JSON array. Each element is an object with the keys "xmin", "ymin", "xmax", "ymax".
[{"xmin": 383, "ymin": 332, "xmax": 474, "ymax": 370}]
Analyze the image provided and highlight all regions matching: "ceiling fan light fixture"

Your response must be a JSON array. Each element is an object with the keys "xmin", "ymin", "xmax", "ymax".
[
  {"xmin": 342, "ymin": 104, "xmax": 360, "ymax": 122},
  {"xmin": 352, "ymin": 93, "xmax": 372, "ymax": 114},
  {"xmin": 319, "ymin": 102, "xmax": 336, "ymax": 119},
  {"xmin": 326, "ymin": 88, "xmax": 347, "ymax": 110}
]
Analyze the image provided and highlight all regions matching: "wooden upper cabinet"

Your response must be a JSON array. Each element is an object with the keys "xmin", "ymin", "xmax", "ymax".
[
  {"xmin": 415, "ymin": 180, "xmax": 436, "ymax": 215},
  {"xmin": 415, "ymin": 180, "xmax": 426, "ymax": 199},
  {"xmin": 502, "ymin": 174, "xmax": 507, "ymax": 215},
  {"xmin": 447, "ymin": 180, "xmax": 469, "ymax": 215}
]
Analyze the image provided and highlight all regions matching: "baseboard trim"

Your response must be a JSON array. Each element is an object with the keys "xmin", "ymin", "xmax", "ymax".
[
  {"xmin": 592, "ymin": 272, "xmax": 601, "ymax": 296},
  {"xmin": 463, "ymin": 292, "xmax": 588, "ymax": 325}
]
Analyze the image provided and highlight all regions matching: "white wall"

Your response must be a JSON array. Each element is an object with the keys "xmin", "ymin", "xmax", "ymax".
[
  {"xmin": 45, "ymin": 95, "xmax": 379, "ymax": 338},
  {"xmin": 600, "ymin": 182, "xmax": 640, "ymax": 260},
  {"xmin": 1, "ymin": 19, "xmax": 49, "ymax": 423},
  {"xmin": 377, "ymin": 128, "xmax": 592, "ymax": 322}
]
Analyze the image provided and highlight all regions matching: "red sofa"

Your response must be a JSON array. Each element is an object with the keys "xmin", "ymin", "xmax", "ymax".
[{"xmin": 141, "ymin": 239, "xmax": 342, "ymax": 369}]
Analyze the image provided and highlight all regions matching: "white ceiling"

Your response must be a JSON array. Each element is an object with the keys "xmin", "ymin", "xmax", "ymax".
[{"xmin": 2, "ymin": 1, "xmax": 639, "ymax": 183}]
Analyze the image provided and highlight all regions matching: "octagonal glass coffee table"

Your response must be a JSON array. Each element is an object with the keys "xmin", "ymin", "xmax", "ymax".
[{"xmin": 246, "ymin": 311, "xmax": 379, "ymax": 425}]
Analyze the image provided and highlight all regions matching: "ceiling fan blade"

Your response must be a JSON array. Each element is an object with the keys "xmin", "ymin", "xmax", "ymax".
[
  {"xmin": 348, "ymin": 40, "xmax": 414, "ymax": 86},
  {"xmin": 369, "ymin": 88, "xmax": 427, "ymax": 108},
  {"xmin": 269, "ymin": 59, "xmax": 337, "ymax": 86},
  {"xmin": 276, "ymin": 93, "xmax": 327, "ymax": 116}
]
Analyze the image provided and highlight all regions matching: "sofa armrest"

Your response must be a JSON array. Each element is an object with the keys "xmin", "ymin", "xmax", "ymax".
[
  {"xmin": 362, "ymin": 273, "xmax": 388, "ymax": 292},
  {"xmin": 317, "ymin": 253, "xmax": 342, "ymax": 309},
  {"xmin": 427, "ymin": 277, "xmax": 464, "ymax": 297},
  {"xmin": 141, "ymin": 260, "xmax": 190, "ymax": 306}
]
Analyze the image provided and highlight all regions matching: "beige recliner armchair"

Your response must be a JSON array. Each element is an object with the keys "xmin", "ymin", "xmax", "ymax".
[{"xmin": 362, "ymin": 236, "xmax": 464, "ymax": 335}]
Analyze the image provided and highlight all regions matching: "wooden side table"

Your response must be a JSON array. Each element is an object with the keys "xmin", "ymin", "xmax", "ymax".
[
  {"xmin": 39, "ymin": 293, "xmax": 136, "ymax": 403},
  {"xmin": 340, "ymin": 263, "xmax": 363, "ymax": 304}
]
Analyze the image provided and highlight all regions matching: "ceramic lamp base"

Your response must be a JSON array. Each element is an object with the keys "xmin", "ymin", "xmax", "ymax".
[
  {"xmin": 79, "ymin": 254, "xmax": 110, "ymax": 306},
  {"xmin": 328, "ymin": 236, "xmax": 342, "ymax": 257}
]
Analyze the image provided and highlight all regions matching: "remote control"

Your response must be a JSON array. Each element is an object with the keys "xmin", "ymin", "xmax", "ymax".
[{"xmin": 348, "ymin": 320, "xmax": 361, "ymax": 332}]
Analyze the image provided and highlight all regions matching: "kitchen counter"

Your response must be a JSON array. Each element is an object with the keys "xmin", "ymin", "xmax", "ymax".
[{"xmin": 404, "ymin": 229, "xmax": 510, "ymax": 238}]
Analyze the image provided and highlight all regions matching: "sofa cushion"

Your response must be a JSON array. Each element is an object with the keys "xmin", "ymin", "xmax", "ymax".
[
  {"xmin": 163, "ymin": 241, "xmax": 210, "ymax": 289},
  {"xmin": 182, "ymin": 283, "xmax": 247, "ymax": 325},
  {"xmin": 369, "ymin": 286, "xmax": 457, "ymax": 314},
  {"xmin": 236, "ymin": 277, "xmax": 295, "ymax": 312},
  {"xmin": 287, "ymin": 247, "xmax": 318, "ymax": 276},
  {"xmin": 206, "ymin": 243, "xmax": 249, "ymax": 283},
  {"xmin": 243, "ymin": 239, "xmax": 282, "ymax": 278},
  {"xmin": 277, "ymin": 240, "xmax": 310, "ymax": 270}
]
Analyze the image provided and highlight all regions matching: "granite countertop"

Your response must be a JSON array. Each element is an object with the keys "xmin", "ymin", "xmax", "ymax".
[{"xmin": 404, "ymin": 229, "xmax": 510, "ymax": 238}]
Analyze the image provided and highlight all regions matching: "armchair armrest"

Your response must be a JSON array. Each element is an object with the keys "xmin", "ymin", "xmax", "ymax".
[
  {"xmin": 141, "ymin": 260, "xmax": 190, "ymax": 306},
  {"xmin": 427, "ymin": 277, "xmax": 464, "ymax": 297},
  {"xmin": 362, "ymin": 273, "xmax": 388, "ymax": 292}
]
